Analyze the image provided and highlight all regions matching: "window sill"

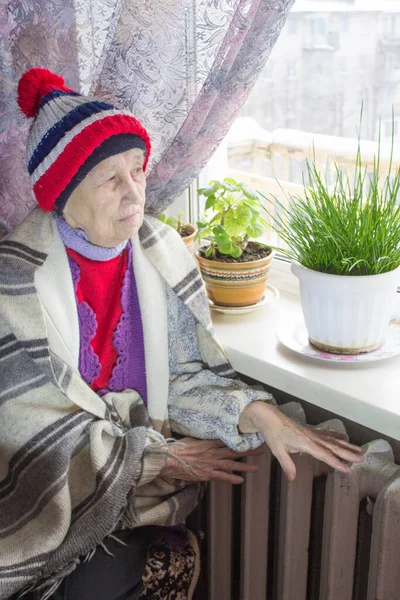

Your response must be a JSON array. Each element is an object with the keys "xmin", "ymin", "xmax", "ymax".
[
  {"xmin": 268, "ymin": 256, "xmax": 299, "ymax": 296},
  {"xmin": 212, "ymin": 291, "xmax": 400, "ymax": 441}
]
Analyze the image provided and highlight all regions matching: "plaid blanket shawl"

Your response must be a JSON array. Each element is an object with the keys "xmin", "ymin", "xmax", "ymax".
[{"xmin": 0, "ymin": 208, "xmax": 274, "ymax": 599}]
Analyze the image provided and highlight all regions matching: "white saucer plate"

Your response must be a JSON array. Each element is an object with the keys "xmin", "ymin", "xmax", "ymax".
[
  {"xmin": 276, "ymin": 316, "xmax": 400, "ymax": 363},
  {"xmin": 209, "ymin": 284, "xmax": 279, "ymax": 315}
]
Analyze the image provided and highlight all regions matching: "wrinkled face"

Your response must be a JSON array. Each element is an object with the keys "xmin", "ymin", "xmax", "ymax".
[{"xmin": 63, "ymin": 148, "xmax": 146, "ymax": 247}]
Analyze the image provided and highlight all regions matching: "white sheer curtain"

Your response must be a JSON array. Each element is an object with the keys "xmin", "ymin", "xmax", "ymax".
[{"xmin": 0, "ymin": 0, "xmax": 295, "ymax": 230}]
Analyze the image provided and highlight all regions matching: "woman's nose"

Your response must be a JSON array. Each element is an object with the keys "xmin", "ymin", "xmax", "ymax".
[{"xmin": 124, "ymin": 177, "xmax": 144, "ymax": 203}]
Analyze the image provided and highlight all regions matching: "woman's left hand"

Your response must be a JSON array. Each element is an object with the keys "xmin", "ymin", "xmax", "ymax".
[{"xmin": 239, "ymin": 401, "xmax": 364, "ymax": 482}]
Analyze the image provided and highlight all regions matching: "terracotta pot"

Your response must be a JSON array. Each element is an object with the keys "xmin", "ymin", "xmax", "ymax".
[
  {"xmin": 196, "ymin": 247, "xmax": 275, "ymax": 307},
  {"xmin": 181, "ymin": 224, "xmax": 197, "ymax": 254}
]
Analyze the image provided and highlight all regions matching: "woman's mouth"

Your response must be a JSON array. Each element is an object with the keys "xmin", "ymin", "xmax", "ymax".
[{"xmin": 119, "ymin": 212, "xmax": 141, "ymax": 223}]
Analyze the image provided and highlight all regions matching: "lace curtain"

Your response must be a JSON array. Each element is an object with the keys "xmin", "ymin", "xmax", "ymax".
[{"xmin": 0, "ymin": 0, "xmax": 294, "ymax": 231}]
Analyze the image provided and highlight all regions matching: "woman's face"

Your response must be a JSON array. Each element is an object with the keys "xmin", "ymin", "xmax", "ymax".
[{"xmin": 63, "ymin": 148, "xmax": 146, "ymax": 247}]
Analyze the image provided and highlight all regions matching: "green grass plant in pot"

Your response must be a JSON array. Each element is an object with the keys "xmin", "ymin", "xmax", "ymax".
[
  {"xmin": 259, "ymin": 142, "xmax": 400, "ymax": 354},
  {"xmin": 195, "ymin": 178, "xmax": 274, "ymax": 307},
  {"xmin": 157, "ymin": 212, "xmax": 197, "ymax": 254}
]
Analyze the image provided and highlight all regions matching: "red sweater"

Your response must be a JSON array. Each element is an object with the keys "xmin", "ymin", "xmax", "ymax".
[{"xmin": 67, "ymin": 247, "xmax": 128, "ymax": 391}]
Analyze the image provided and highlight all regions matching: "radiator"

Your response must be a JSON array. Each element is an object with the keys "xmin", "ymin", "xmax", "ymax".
[{"xmin": 207, "ymin": 403, "xmax": 400, "ymax": 600}]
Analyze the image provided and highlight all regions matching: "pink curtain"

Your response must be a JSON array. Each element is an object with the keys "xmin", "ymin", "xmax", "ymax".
[{"xmin": 0, "ymin": 0, "xmax": 295, "ymax": 231}]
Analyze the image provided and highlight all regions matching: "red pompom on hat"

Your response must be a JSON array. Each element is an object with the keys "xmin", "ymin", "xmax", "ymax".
[
  {"xmin": 17, "ymin": 68, "xmax": 74, "ymax": 118},
  {"xmin": 17, "ymin": 67, "xmax": 151, "ymax": 213}
]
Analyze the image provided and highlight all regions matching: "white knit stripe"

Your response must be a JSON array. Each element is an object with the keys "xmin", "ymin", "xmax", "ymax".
[
  {"xmin": 35, "ymin": 217, "xmax": 80, "ymax": 372},
  {"xmin": 0, "ymin": 374, "xmax": 47, "ymax": 403},
  {"xmin": 141, "ymin": 221, "xmax": 213, "ymax": 334},
  {"xmin": 28, "ymin": 95, "xmax": 85, "ymax": 161},
  {"xmin": 0, "ymin": 559, "xmax": 46, "ymax": 575},
  {"xmin": 31, "ymin": 108, "xmax": 135, "ymax": 185},
  {"xmin": 131, "ymin": 235, "xmax": 170, "ymax": 424},
  {"xmin": 0, "ymin": 337, "xmax": 17, "ymax": 351},
  {"xmin": 0, "ymin": 346, "xmax": 22, "ymax": 362},
  {"xmin": 27, "ymin": 95, "xmax": 110, "ymax": 163},
  {"xmin": 174, "ymin": 272, "xmax": 203, "ymax": 298},
  {"xmin": 0, "ymin": 471, "xmax": 67, "ymax": 535},
  {"xmin": 186, "ymin": 282, "xmax": 209, "ymax": 306},
  {"xmin": 0, "ymin": 282, "xmax": 36, "ymax": 294},
  {"xmin": 0, "ymin": 411, "xmax": 87, "ymax": 504},
  {"xmin": 139, "ymin": 219, "xmax": 164, "ymax": 244}
]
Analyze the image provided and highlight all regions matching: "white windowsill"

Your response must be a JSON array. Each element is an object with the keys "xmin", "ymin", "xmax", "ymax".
[
  {"xmin": 268, "ymin": 256, "xmax": 299, "ymax": 295},
  {"xmin": 212, "ymin": 290, "xmax": 400, "ymax": 442}
]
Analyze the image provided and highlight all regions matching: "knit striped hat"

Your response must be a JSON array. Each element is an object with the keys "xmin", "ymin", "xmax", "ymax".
[{"xmin": 18, "ymin": 68, "xmax": 151, "ymax": 213}]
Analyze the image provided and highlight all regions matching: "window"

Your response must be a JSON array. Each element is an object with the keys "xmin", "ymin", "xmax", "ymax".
[
  {"xmin": 339, "ymin": 14, "xmax": 348, "ymax": 34},
  {"xmin": 287, "ymin": 60, "xmax": 297, "ymax": 79},
  {"xmin": 288, "ymin": 17, "xmax": 298, "ymax": 35},
  {"xmin": 384, "ymin": 120, "xmax": 398, "ymax": 137},
  {"xmin": 359, "ymin": 55, "xmax": 367, "ymax": 71},
  {"xmin": 311, "ymin": 18, "xmax": 326, "ymax": 36},
  {"xmin": 196, "ymin": 1, "xmax": 400, "ymax": 256},
  {"xmin": 383, "ymin": 14, "xmax": 395, "ymax": 38},
  {"xmin": 385, "ymin": 50, "xmax": 400, "ymax": 71}
]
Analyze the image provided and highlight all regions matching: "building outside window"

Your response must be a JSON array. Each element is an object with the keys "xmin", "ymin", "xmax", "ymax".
[
  {"xmin": 288, "ymin": 16, "xmax": 298, "ymax": 35},
  {"xmin": 339, "ymin": 14, "xmax": 349, "ymax": 33},
  {"xmin": 385, "ymin": 120, "xmax": 398, "ymax": 137},
  {"xmin": 287, "ymin": 60, "xmax": 297, "ymax": 79},
  {"xmin": 311, "ymin": 17, "xmax": 326, "ymax": 36}
]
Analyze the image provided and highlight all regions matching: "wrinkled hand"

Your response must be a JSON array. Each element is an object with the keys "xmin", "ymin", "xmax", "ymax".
[
  {"xmin": 239, "ymin": 401, "xmax": 364, "ymax": 482},
  {"xmin": 160, "ymin": 437, "xmax": 264, "ymax": 484}
]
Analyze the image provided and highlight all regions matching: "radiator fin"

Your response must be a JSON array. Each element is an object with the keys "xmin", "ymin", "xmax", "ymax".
[{"xmin": 207, "ymin": 405, "xmax": 400, "ymax": 600}]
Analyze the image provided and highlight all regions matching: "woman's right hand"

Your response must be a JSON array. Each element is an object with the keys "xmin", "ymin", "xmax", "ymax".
[{"xmin": 159, "ymin": 437, "xmax": 264, "ymax": 484}]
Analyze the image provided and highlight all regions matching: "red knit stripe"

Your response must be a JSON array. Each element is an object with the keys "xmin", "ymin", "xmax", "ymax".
[{"xmin": 33, "ymin": 114, "xmax": 151, "ymax": 211}]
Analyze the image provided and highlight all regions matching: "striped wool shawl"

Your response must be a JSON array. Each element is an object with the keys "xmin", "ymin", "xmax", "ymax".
[{"xmin": 0, "ymin": 208, "xmax": 274, "ymax": 599}]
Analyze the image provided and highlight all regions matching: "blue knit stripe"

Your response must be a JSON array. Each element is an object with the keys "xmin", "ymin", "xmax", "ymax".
[
  {"xmin": 39, "ymin": 89, "xmax": 81, "ymax": 109},
  {"xmin": 28, "ymin": 100, "xmax": 115, "ymax": 175}
]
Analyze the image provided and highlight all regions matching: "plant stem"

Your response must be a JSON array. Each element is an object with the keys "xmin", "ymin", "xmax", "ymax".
[{"xmin": 241, "ymin": 234, "xmax": 249, "ymax": 251}]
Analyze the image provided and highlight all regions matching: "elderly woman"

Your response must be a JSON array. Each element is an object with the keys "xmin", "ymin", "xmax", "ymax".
[{"xmin": 0, "ymin": 69, "xmax": 363, "ymax": 600}]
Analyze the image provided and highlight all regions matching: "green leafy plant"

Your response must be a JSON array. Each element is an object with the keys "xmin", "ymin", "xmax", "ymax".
[
  {"xmin": 157, "ymin": 211, "xmax": 188, "ymax": 236},
  {"xmin": 196, "ymin": 178, "xmax": 269, "ymax": 259},
  {"xmin": 259, "ymin": 135, "xmax": 400, "ymax": 276}
]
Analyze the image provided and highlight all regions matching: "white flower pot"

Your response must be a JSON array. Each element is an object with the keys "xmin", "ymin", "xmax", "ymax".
[{"xmin": 291, "ymin": 262, "xmax": 400, "ymax": 354}]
